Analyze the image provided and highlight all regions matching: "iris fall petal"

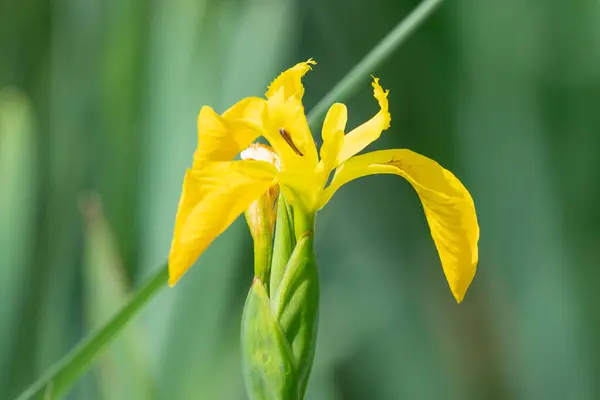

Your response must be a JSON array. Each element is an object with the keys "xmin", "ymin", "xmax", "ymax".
[{"xmin": 321, "ymin": 149, "xmax": 479, "ymax": 302}]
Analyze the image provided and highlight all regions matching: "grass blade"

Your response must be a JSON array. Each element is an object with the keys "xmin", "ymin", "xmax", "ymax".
[
  {"xmin": 80, "ymin": 194, "xmax": 155, "ymax": 399},
  {"xmin": 307, "ymin": 0, "xmax": 445, "ymax": 128},
  {"xmin": 15, "ymin": 264, "xmax": 167, "ymax": 400},
  {"xmin": 0, "ymin": 88, "xmax": 36, "ymax": 392}
]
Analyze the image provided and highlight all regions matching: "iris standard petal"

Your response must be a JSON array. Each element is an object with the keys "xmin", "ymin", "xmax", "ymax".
[
  {"xmin": 335, "ymin": 78, "xmax": 391, "ymax": 165},
  {"xmin": 168, "ymin": 160, "xmax": 278, "ymax": 286},
  {"xmin": 318, "ymin": 103, "xmax": 347, "ymax": 174},
  {"xmin": 321, "ymin": 149, "xmax": 479, "ymax": 302}
]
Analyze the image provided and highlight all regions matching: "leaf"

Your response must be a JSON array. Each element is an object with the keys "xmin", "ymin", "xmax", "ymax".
[
  {"xmin": 0, "ymin": 88, "xmax": 36, "ymax": 391},
  {"xmin": 80, "ymin": 193, "xmax": 156, "ymax": 400}
]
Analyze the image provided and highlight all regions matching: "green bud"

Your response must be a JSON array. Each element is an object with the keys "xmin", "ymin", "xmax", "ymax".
[
  {"xmin": 241, "ymin": 195, "xmax": 319, "ymax": 400},
  {"xmin": 241, "ymin": 277, "xmax": 297, "ymax": 399}
]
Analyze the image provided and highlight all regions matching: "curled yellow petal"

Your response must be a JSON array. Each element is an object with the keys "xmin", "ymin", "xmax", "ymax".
[
  {"xmin": 193, "ymin": 103, "xmax": 265, "ymax": 164},
  {"xmin": 265, "ymin": 59, "xmax": 316, "ymax": 100},
  {"xmin": 321, "ymin": 149, "xmax": 479, "ymax": 302},
  {"xmin": 335, "ymin": 77, "xmax": 391, "ymax": 165},
  {"xmin": 168, "ymin": 160, "xmax": 278, "ymax": 286}
]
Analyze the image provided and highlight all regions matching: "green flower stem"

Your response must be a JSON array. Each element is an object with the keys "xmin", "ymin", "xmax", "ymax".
[
  {"xmin": 307, "ymin": 0, "xmax": 446, "ymax": 128},
  {"xmin": 293, "ymin": 210, "xmax": 315, "ymax": 241},
  {"xmin": 16, "ymin": 1, "xmax": 446, "ymax": 397},
  {"xmin": 269, "ymin": 195, "xmax": 296, "ymax": 296},
  {"xmin": 15, "ymin": 264, "xmax": 168, "ymax": 400}
]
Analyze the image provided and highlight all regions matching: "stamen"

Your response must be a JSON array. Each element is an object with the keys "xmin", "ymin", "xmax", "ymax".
[{"xmin": 278, "ymin": 128, "xmax": 304, "ymax": 156}]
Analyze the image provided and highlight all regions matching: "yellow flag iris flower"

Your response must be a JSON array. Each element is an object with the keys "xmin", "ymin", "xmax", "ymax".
[{"xmin": 168, "ymin": 59, "xmax": 479, "ymax": 302}]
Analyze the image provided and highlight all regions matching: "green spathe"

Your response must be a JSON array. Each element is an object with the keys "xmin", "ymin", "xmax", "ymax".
[{"xmin": 241, "ymin": 196, "xmax": 319, "ymax": 400}]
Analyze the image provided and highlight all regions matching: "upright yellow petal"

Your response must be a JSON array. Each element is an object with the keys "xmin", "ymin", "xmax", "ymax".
[
  {"xmin": 335, "ymin": 77, "xmax": 391, "ymax": 165},
  {"xmin": 263, "ymin": 60, "xmax": 319, "ymax": 170},
  {"xmin": 318, "ymin": 103, "xmax": 347, "ymax": 175},
  {"xmin": 265, "ymin": 92, "xmax": 318, "ymax": 167},
  {"xmin": 265, "ymin": 59, "xmax": 316, "ymax": 100},
  {"xmin": 193, "ymin": 104, "xmax": 265, "ymax": 164},
  {"xmin": 168, "ymin": 160, "xmax": 278, "ymax": 285},
  {"xmin": 321, "ymin": 149, "xmax": 479, "ymax": 302}
]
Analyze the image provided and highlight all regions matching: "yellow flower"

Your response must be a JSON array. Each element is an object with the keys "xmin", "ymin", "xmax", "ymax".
[{"xmin": 168, "ymin": 59, "xmax": 479, "ymax": 302}]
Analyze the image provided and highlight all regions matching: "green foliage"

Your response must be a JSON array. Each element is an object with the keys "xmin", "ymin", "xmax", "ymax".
[
  {"xmin": 80, "ymin": 195, "xmax": 155, "ymax": 400},
  {"xmin": 0, "ymin": 88, "xmax": 36, "ymax": 392}
]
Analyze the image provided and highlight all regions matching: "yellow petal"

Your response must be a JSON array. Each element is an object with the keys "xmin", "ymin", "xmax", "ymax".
[
  {"xmin": 335, "ymin": 77, "xmax": 391, "ymax": 165},
  {"xmin": 322, "ymin": 103, "xmax": 348, "ymax": 137},
  {"xmin": 318, "ymin": 103, "xmax": 347, "ymax": 174},
  {"xmin": 168, "ymin": 160, "xmax": 278, "ymax": 285},
  {"xmin": 264, "ymin": 61, "xmax": 319, "ymax": 170},
  {"xmin": 222, "ymin": 96, "xmax": 267, "ymax": 126},
  {"xmin": 266, "ymin": 92, "xmax": 317, "ymax": 165},
  {"xmin": 321, "ymin": 149, "xmax": 479, "ymax": 302},
  {"xmin": 193, "ymin": 104, "xmax": 264, "ymax": 163},
  {"xmin": 265, "ymin": 59, "xmax": 316, "ymax": 100}
]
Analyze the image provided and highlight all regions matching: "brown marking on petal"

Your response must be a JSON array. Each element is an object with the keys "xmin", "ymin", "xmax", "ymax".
[
  {"xmin": 386, "ymin": 157, "xmax": 402, "ymax": 167},
  {"xmin": 278, "ymin": 128, "xmax": 304, "ymax": 156}
]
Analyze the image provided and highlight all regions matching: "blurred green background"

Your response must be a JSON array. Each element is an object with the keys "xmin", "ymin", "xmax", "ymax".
[{"xmin": 2, "ymin": 0, "xmax": 600, "ymax": 399}]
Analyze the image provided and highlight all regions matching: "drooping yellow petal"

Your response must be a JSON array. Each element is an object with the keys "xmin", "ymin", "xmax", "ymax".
[
  {"xmin": 318, "ymin": 103, "xmax": 347, "ymax": 175},
  {"xmin": 265, "ymin": 59, "xmax": 316, "ymax": 100},
  {"xmin": 335, "ymin": 77, "xmax": 391, "ymax": 165},
  {"xmin": 193, "ymin": 103, "xmax": 265, "ymax": 164},
  {"xmin": 168, "ymin": 160, "xmax": 278, "ymax": 286},
  {"xmin": 321, "ymin": 149, "xmax": 479, "ymax": 302}
]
